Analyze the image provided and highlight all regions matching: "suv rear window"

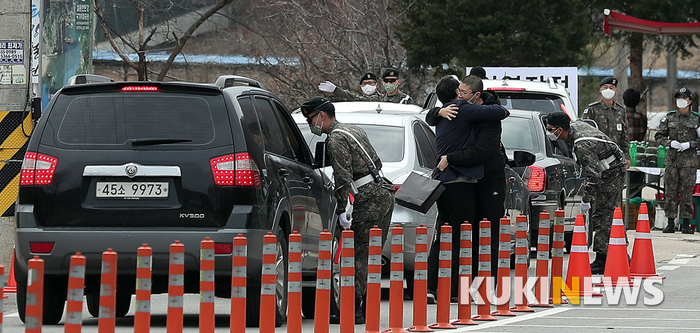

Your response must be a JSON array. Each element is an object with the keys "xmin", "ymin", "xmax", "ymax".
[
  {"xmin": 43, "ymin": 92, "xmax": 231, "ymax": 148},
  {"xmin": 492, "ymin": 92, "xmax": 565, "ymax": 114}
]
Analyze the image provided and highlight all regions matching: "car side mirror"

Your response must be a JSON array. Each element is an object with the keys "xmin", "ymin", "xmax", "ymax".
[
  {"xmin": 512, "ymin": 150, "xmax": 536, "ymax": 167},
  {"xmin": 314, "ymin": 142, "xmax": 332, "ymax": 168}
]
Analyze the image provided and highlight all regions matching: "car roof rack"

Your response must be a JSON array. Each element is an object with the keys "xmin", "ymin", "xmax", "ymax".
[
  {"xmin": 214, "ymin": 75, "xmax": 267, "ymax": 90},
  {"xmin": 66, "ymin": 74, "xmax": 114, "ymax": 86}
]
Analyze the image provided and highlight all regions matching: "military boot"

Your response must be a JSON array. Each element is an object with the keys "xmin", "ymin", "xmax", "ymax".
[
  {"xmin": 590, "ymin": 253, "xmax": 607, "ymax": 274},
  {"xmin": 663, "ymin": 218, "xmax": 676, "ymax": 233},
  {"xmin": 681, "ymin": 219, "xmax": 695, "ymax": 234},
  {"xmin": 355, "ymin": 295, "xmax": 365, "ymax": 324}
]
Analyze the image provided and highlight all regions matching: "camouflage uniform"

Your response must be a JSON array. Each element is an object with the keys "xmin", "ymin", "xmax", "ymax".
[
  {"xmin": 565, "ymin": 121, "xmax": 626, "ymax": 255},
  {"xmin": 330, "ymin": 87, "xmax": 384, "ymax": 102},
  {"xmin": 382, "ymin": 91, "xmax": 414, "ymax": 104},
  {"xmin": 654, "ymin": 110, "xmax": 700, "ymax": 219},
  {"xmin": 327, "ymin": 120, "xmax": 395, "ymax": 298},
  {"xmin": 582, "ymin": 100, "xmax": 630, "ymax": 159}
]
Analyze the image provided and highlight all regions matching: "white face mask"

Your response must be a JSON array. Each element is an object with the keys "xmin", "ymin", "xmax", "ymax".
[
  {"xmin": 601, "ymin": 88, "xmax": 616, "ymax": 100},
  {"xmin": 310, "ymin": 116, "xmax": 324, "ymax": 136},
  {"xmin": 361, "ymin": 84, "xmax": 377, "ymax": 95},
  {"xmin": 546, "ymin": 131, "xmax": 559, "ymax": 141},
  {"xmin": 677, "ymin": 98, "xmax": 689, "ymax": 109}
]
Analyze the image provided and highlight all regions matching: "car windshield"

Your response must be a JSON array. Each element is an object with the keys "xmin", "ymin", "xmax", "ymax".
[
  {"xmin": 492, "ymin": 92, "xmax": 566, "ymax": 114},
  {"xmin": 501, "ymin": 116, "xmax": 537, "ymax": 154},
  {"xmin": 299, "ymin": 124, "xmax": 404, "ymax": 162}
]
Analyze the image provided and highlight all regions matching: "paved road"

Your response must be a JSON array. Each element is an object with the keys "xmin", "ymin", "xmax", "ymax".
[{"xmin": 2, "ymin": 230, "xmax": 699, "ymax": 332}]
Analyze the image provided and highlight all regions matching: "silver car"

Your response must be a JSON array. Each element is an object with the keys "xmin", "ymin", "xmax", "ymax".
[{"xmin": 293, "ymin": 105, "xmax": 439, "ymax": 281}]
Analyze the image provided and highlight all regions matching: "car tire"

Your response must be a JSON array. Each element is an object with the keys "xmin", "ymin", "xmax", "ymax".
[
  {"xmin": 42, "ymin": 276, "xmax": 67, "ymax": 325},
  {"xmin": 301, "ymin": 287, "xmax": 316, "ymax": 319},
  {"xmin": 116, "ymin": 290, "xmax": 132, "ymax": 317},
  {"xmin": 86, "ymin": 292, "xmax": 100, "ymax": 317},
  {"xmin": 329, "ymin": 234, "xmax": 341, "ymax": 317},
  {"xmin": 564, "ymin": 231, "xmax": 573, "ymax": 253},
  {"xmin": 15, "ymin": 253, "xmax": 28, "ymax": 323},
  {"xmin": 246, "ymin": 229, "xmax": 288, "ymax": 327}
]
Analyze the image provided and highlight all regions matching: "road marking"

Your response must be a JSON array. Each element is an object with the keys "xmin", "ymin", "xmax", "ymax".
[
  {"xmin": 452, "ymin": 307, "xmax": 571, "ymax": 331},
  {"xmin": 546, "ymin": 316, "xmax": 700, "ymax": 321},
  {"xmin": 675, "ymin": 254, "xmax": 697, "ymax": 258},
  {"xmin": 658, "ymin": 266, "xmax": 680, "ymax": 270},
  {"xmin": 5, "ymin": 311, "xmax": 18, "ymax": 317},
  {"xmin": 669, "ymin": 258, "xmax": 689, "ymax": 265},
  {"xmin": 514, "ymin": 324, "xmax": 698, "ymax": 330}
]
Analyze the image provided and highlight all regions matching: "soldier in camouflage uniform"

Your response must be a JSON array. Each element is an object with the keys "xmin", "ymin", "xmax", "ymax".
[
  {"xmin": 318, "ymin": 72, "xmax": 385, "ymax": 102},
  {"xmin": 300, "ymin": 96, "xmax": 394, "ymax": 324},
  {"xmin": 380, "ymin": 68, "xmax": 414, "ymax": 104},
  {"xmin": 582, "ymin": 77, "xmax": 630, "ymax": 163},
  {"xmin": 655, "ymin": 88, "xmax": 700, "ymax": 234},
  {"xmin": 544, "ymin": 112, "xmax": 626, "ymax": 274}
]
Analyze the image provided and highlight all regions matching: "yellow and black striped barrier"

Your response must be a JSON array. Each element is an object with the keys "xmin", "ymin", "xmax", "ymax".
[{"xmin": 0, "ymin": 110, "xmax": 33, "ymax": 217}]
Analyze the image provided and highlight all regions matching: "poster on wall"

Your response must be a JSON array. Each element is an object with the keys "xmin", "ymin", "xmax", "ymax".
[
  {"xmin": 41, "ymin": 0, "xmax": 93, "ymax": 109},
  {"xmin": 0, "ymin": 40, "xmax": 26, "ymax": 85}
]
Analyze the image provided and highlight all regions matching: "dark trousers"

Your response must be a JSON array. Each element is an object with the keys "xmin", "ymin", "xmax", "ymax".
[
  {"xmin": 472, "ymin": 176, "xmax": 506, "ymax": 279},
  {"xmin": 427, "ymin": 182, "xmax": 477, "ymax": 295}
]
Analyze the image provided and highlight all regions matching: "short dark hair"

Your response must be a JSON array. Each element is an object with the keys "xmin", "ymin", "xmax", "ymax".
[
  {"xmin": 461, "ymin": 75, "xmax": 483, "ymax": 94},
  {"xmin": 318, "ymin": 101, "xmax": 335, "ymax": 118},
  {"xmin": 622, "ymin": 88, "xmax": 640, "ymax": 108},
  {"xmin": 436, "ymin": 75, "xmax": 460, "ymax": 103}
]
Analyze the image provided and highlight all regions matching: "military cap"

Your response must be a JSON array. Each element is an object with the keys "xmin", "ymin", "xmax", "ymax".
[
  {"xmin": 382, "ymin": 68, "xmax": 400, "ymax": 79},
  {"xmin": 359, "ymin": 72, "xmax": 378, "ymax": 84},
  {"xmin": 674, "ymin": 87, "xmax": 693, "ymax": 100},
  {"xmin": 599, "ymin": 76, "xmax": 618, "ymax": 87},
  {"xmin": 469, "ymin": 66, "xmax": 487, "ymax": 79},
  {"xmin": 300, "ymin": 96, "xmax": 332, "ymax": 118},
  {"xmin": 544, "ymin": 111, "xmax": 571, "ymax": 127}
]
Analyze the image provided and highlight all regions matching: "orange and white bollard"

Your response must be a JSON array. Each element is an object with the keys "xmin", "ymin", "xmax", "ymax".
[
  {"xmin": 231, "ymin": 235, "xmax": 247, "ymax": 333},
  {"xmin": 98, "ymin": 248, "xmax": 118, "ymax": 333},
  {"xmin": 65, "ymin": 252, "xmax": 86, "ymax": 333},
  {"xmin": 364, "ymin": 226, "xmax": 383, "ymax": 333},
  {"xmin": 340, "ymin": 229, "xmax": 355, "ymax": 332},
  {"xmin": 288, "ymin": 232, "xmax": 303, "ymax": 333},
  {"xmin": 200, "ymin": 237, "xmax": 216, "ymax": 333},
  {"xmin": 314, "ymin": 229, "xmax": 333, "ymax": 333},
  {"xmin": 531, "ymin": 212, "xmax": 553, "ymax": 307},
  {"xmin": 452, "ymin": 222, "xmax": 477, "ymax": 325},
  {"xmin": 429, "ymin": 224, "xmax": 455, "ymax": 329},
  {"xmin": 409, "ymin": 225, "xmax": 433, "ymax": 332},
  {"xmin": 135, "ymin": 244, "xmax": 152, "ymax": 333},
  {"xmin": 492, "ymin": 217, "xmax": 515, "ymax": 316},
  {"xmin": 167, "ymin": 241, "xmax": 185, "ymax": 333},
  {"xmin": 260, "ymin": 232, "xmax": 278, "ymax": 333},
  {"xmin": 550, "ymin": 209, "xmax": 567, "ymax": 304},
  {"xmin": 382, "ymin": 226, "xmax": 409, "ymax": 333},
  {"xmin": 510, "ymin": 214, "xmax": 534, "ymax": 312},
  {"xmin": 25, "ymin": 256, "xmax": 44, "ymax": 333},
  {"xmin": 472, "ymin": 219, "xmax": 497, "ymax": 321}
]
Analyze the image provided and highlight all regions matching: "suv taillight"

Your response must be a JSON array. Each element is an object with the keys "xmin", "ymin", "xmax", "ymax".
[
  {"xmin": 20, "ymin": 152, "xmax": 58, "ymax": 186},
  {"xmin": 526, "ymin": 165, "xmax": 546, "ymax": 192},
  {"xmin": 210, "ymin": 153, "xmax": 261, "ymax": 187}
]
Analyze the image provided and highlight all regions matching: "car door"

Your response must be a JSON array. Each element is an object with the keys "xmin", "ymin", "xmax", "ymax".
[{"xmin": 272, "ymin": 100, "xmax": 336, "ymax": 272}]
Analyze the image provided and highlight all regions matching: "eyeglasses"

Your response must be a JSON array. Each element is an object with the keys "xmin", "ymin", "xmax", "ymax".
[
  {"xmin": 456, "ymin": 89, "xmax": 474, "ymax": 97},
  {"xmin": 383, "ymin": 78, "xmax": 398, "ymax": 83},
  {"xmin": 546, "ymin": 126, "xmax": 558, "ymax": 132},
  {"xmin": 305, "ymin": 112, "xmax": 319, "ymax": 124}
]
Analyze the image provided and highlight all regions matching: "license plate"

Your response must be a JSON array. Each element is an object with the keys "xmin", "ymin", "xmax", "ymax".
[{"xmin": 96, "ymin": 182, "xmax": 169, "ymax": 198}]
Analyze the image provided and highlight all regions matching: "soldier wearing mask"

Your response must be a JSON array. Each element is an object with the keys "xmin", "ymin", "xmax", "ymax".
[
  {"xmin": 544, "ymin": 111, "xmax": 626, "ymax": 274},
  {"xmin": 380, "ymin": 67, "xmax": 414, "ymax": 104},
  {"xmin": 655, "ymin": 88, "xmax": 700, "ymax": 234},
  {"xmin": 318, "ymin": 72, "xmax": 384, "ymax": 101},
  {"xmin": 300, "ymin": 97, "xmax": 395, "ymax": 324},
  {"xmin": 582, "ymin": 77, "xmax": 630, "ymax": 166}
]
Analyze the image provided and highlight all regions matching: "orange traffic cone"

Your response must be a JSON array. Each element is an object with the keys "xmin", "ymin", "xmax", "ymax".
[
  {"xmin": 630, "ymin": 203, "xmax": 664, "ymax": 279},
  {"xmin": 602, "ymin": 208, "xmax": 635, "ymax": 287},
  {"xmin": 3, "ymin": 249, "xmax": 16, "ymax": 293},
  {"xmin": 563, "ymin": 214, "xmax": 601, "ymax": 299}
]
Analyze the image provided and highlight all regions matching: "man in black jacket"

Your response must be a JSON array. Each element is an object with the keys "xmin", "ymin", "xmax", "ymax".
[
  {"xmin": 426, "ymin": 74, "xmax": 508, "ymax": 283},
  {"xmin": 425, "ymin": 75, "xmax": 509, "ymax": 301}
]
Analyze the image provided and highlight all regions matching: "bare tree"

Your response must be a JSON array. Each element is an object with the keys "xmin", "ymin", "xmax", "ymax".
[
  {"xmin": 225, "ymin": 0, "xmax": 431, "ymax": 106},
  {"xmin": 94, "ymin": 0, "xmax": 234, "ymax": 81}
]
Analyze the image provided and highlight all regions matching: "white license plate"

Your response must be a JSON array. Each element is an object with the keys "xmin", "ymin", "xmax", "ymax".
[{"xmin": 96, "ymin": 182, "xmax": 169, "ymax": 198}]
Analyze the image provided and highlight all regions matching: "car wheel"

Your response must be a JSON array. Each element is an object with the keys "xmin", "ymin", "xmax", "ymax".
[
  {"xmin": 329, "ymin": 234, "xmax": 341, "ymax": 317},
  {"xmin": 246, "ymin": 229, "xmax": 289, "ymax": 327},
  {"xmin": 115, "ymin": 290, "xmax": 132, "ymax": 317},
  {"xmin": 301, "ymin": 287, "xmax": 316, "ymax": 319},
  {"xmin": 86, "ymin": 292, "xmax": 99, "ymax": 317},
  {"xmin": 15, "ymin": 254, "xmax": 27, "ymax": 323},
  {"xmin": 42, "ymin": 276, "xmax": 67, "ymax": 325}
]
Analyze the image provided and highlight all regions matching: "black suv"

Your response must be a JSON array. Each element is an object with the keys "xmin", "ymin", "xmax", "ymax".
[{"xmin": 14, "ymin": 75, "xmax": 337, "ymax": 326}]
